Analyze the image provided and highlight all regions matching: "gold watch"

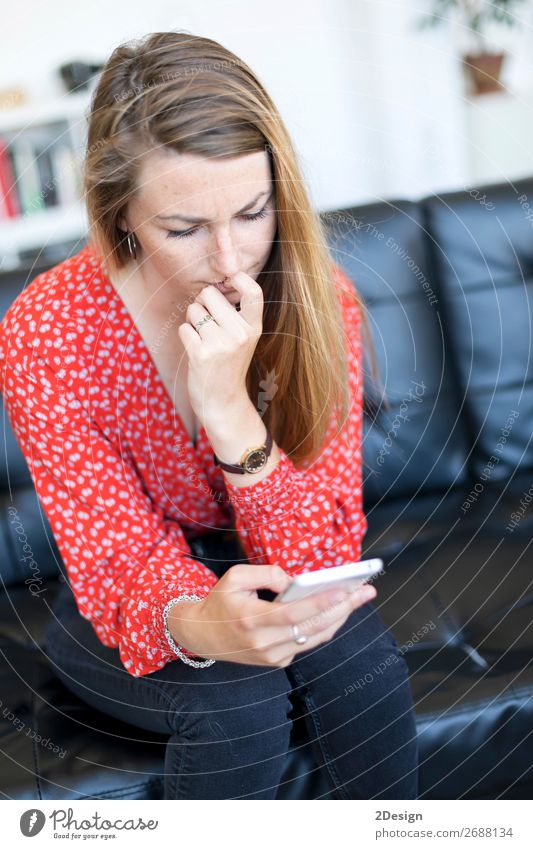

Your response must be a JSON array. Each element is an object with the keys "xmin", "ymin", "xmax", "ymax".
[{"xmin": 213, "ymin": 429, "xmax": 273, "ymax": 474}]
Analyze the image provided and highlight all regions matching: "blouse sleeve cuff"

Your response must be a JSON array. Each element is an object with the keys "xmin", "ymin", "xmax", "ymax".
[
  {"xmin": 150, "ymin": 580, "xmax": 215, "ymax": 665},
  {"xmin": 162, "ymin": 595, "xmax": 216, "ymax": 668},
  {"xmin": 223, "ymin": 446, "xmax": 295, "ymax": 518}
]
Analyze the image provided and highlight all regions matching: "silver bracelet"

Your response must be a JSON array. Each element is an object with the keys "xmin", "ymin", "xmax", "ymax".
[{"xmin": 163, "ymin": 594, "xmax": 216, "ymax": 668}]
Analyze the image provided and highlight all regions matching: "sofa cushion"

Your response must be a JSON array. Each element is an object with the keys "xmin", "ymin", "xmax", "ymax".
[
  {"xmin": 322, "ymin": 201, "xmax": 470, "ymax": 504},
  {"xmin": 0, "ymin": 487, "xmax": 62, "ymax": 589},
  {"xmin": 423, "ymin": 176, "xmax": 533, "ymax": 482},
  {"xmin": 372, "ymin": 485, "xmax": 533, "ymax": 799}
]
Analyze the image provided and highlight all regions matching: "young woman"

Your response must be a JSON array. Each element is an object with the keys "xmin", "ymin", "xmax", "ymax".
[{"xmin": 0, "ymin": 31, "xmax": 418, "ymax": 799}]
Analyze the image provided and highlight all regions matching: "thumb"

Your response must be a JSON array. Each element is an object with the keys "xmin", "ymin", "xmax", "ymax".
[{"xmin": 216, "ymin": 563, "xmax": 292, "ymax": 595}]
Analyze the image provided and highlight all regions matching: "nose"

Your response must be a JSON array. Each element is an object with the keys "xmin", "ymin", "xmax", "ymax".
[{"xmin": 209, "ymin": 227, "xmax": 241, "ymax": 280}]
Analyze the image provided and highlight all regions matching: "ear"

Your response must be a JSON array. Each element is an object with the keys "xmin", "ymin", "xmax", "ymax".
[{"xmin": 117, "ymin": 204, "xmax": 132, "ymax": 230}]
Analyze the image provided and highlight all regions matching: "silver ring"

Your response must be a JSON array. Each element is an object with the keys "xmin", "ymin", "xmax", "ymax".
[
  {"xmin": 195, "ymin": 313, "xmax": 214, "ymax": 332},
  {"xmin": 291, "ymin": 623, "xmax": 308, "ymax": 645}
]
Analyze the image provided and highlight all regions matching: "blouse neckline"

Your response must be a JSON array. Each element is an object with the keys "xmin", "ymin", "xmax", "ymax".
[{"xmin": 83, "ymin": 243, "xmax": 204, "ymax": 453}]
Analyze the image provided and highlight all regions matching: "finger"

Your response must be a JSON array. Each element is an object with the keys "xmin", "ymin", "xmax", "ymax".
[
  {"xmin": 256, "ymin": 607, "xmax": 358, "ymax": 667},
  {"xmin": 281, "ymin": 592, "xmax": 375, "ymax": 662},
  {"xmin": 177, "ymin": 321, "xmax": 202, "ymax": 354},
  {"xmin": 278, "ymin": 615, "xmax": 350, "ymax": 664},
  {"xmin": 231, "ymin": 583, "xmax": 375, "ymax": 631},
  {"xmin": 265, "ymin": 582, "xmax": 377, "ymax": 629},
  {"xmin": 240, "ymin": 586, "xmax": 362, "ymax": 638},
  {"xmin": 293, "ymin": 585, "xmax": 377, "ymax": 645},
  {"xmin": 185, "ymin": 302, "xmax": 218, "ymax": 335},
  {"xmin": 194, "ymin": 285, "xmax": 245, "ymax": 330},
  {"xmin": 253, "ymin": 591, "xmax": 361, "ymax": 648},
  {"xmin": 223, "ymin": 271, "xmax": 263, "ymax": 329},
  {"xmin": 214, "ymin": 563, "xmax": 293, "ymax": 596},
  {"xmin": 251, "ymin": 604, "xmax": 350, "ymax": 652}
]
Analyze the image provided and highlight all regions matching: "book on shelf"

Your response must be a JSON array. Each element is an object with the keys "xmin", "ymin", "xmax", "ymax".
[
  {"xmin": 0, "ymin": 123, "xmax": 82, "ymax": 220},
  {"xmin": 0, "ymin": 137, "xmax": 20, "ymax": 218}
]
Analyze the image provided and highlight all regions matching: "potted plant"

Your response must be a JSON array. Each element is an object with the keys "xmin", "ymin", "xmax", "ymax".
[{"xmin": 417, "ymin": 0, "xmax": 528, "ymax": 94}]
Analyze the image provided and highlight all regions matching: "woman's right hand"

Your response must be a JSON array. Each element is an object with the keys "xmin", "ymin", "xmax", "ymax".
[{"xmin": 167, "ymin": 564, "xmax": 377, "ymax": 667}]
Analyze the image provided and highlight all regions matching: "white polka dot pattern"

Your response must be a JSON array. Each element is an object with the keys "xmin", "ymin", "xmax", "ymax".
[{"xmin": 0, "ymin": 245, "xmax": 367, "ymax": 677}]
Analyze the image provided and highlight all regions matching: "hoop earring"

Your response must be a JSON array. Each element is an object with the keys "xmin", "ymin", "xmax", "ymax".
[{"xmin": 126, "ymin": 230, "xmax": 138, "ymax": 261}]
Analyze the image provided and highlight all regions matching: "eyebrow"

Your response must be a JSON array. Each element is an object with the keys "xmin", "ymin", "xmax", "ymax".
[{"xmin": 156, "ymin": 189, "xmax": 273, "ymax": 224}]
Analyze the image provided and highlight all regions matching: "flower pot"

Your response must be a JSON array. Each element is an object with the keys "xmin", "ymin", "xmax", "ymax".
[{"xmin": 463, "ymin": 52, "xmax": 506, "ymax": 95}]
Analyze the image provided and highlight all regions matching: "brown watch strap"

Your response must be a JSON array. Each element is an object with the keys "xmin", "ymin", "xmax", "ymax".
[{"xmin": 213, "ymin": 430, "xmax": 273, "ymax": 474}]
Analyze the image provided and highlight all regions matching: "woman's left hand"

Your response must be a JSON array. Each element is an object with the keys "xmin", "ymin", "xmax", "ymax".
[{"xmin": 177, "ymin": 271, "xmax": 264, "ymax": 424}]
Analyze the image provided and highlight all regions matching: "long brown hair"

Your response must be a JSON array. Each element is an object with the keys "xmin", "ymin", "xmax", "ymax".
[{"xmin": 83, "ymin": 30, "xmax": 382, "ymax": 467}]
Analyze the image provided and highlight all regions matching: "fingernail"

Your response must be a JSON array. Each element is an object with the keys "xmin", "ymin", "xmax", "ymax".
[{"xmin": 361, "ymin": 585, "xmax": 377, "ymax": 600}]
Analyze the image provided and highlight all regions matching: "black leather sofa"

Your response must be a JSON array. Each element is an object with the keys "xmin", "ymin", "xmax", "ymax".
[{"xmin": 1, "ymin": 176, "xmax": 532, "ymax": 800}]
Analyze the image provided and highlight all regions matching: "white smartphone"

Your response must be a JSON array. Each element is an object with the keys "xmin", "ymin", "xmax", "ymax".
[{"xmin": 274, "ymin": 558, "xmax": 384, "ymax": 603}]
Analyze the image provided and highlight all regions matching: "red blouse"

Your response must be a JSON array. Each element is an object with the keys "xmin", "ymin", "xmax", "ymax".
[{"xmin": 0, "ymin": 244, "xmax": 367, "ymax": 677}]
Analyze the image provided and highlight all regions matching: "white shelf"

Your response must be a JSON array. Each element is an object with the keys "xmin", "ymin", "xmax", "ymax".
[
  {"xmin": 0, "ymin": 91, "xmax": 91, "ymax": 134},
  {"xmin": 0, "ymin": 203, "xmax": 88, "ymax": 271}
]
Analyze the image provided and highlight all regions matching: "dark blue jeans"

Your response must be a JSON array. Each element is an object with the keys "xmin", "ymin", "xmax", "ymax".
[{"xmin": 45, "ymin": 531, "xmax": 419, "ymax": 800}]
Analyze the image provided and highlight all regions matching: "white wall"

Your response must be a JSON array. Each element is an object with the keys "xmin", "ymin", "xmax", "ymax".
[{"xmin": 1, "ymin": 0, "xmax": 533, "ymax": 212}]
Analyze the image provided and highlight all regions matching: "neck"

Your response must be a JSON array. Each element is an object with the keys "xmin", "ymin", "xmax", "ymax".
[{"xmin": 108, "ymin": 260, "xmax": 190, "ymax": 357}]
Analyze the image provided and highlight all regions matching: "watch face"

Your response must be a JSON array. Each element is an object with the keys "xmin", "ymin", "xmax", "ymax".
[{"xmin": 244, "ymin": 449, "xmax": 267, "ymax": 473}]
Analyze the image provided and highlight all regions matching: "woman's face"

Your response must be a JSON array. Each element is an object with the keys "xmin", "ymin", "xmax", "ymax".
[{"xmin": 118, "ymin": 147, "xmax": 277, "ymax": 308}]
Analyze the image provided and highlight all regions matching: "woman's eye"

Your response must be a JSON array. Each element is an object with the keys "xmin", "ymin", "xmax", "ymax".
[
  {"xmin": 167, "ymin": 227, "xmax": 197, "ymax": 239},
  {"xmin": 166, "ymin": 206, "xmax": 270, "ymax": 239}
]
